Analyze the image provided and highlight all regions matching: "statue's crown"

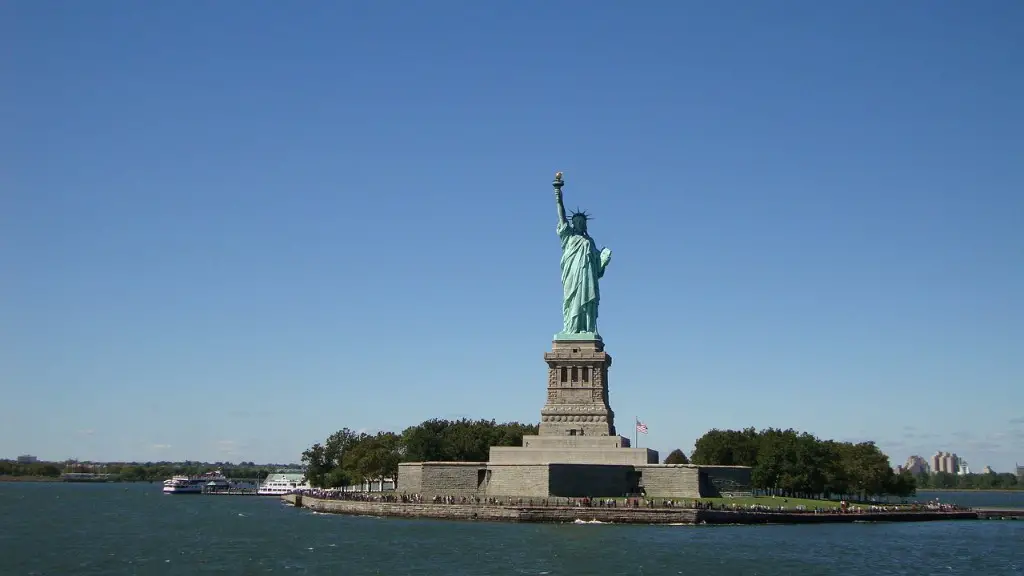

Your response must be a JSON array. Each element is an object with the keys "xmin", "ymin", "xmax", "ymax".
[{"xmin": 569, "ymin": 208, "xmax": 592, "ymax": 221}]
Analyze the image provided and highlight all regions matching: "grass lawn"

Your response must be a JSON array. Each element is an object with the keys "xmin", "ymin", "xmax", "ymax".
[
  {"xmin": 540, "ymin": 495, "xmax": 910, "ymax": 511},
  {"xmin": 597, "ymin": 496, "xmax": 854, "ymax": 510},
  {"xmin": 697, "ymin": 496, "xmax": 846, "ymax": 510}
]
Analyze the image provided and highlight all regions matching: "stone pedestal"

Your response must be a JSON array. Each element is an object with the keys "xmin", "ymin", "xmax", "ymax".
[
  {"xmin": 489, "ymin": 435, "xmax": 656, "ymax": 466},
  {"xmin": 486, "ymin": 338, "xmax": 657, "ymax": 468},
  {"xmin": 394, "ymin": 335, "xmax": 752, "ymax": 499},
  {"xmin": 539, "ymin": 339, "xmax": 616, "ymax": 437}
]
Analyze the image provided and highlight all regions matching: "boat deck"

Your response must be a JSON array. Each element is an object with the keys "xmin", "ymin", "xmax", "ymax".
[{"xmin": 202, "ymin": 488, "xmax": 261, "ymax": 496}]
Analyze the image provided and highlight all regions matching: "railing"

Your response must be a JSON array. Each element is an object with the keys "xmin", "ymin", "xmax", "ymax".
[{"xmin": 289, "ymin": 490, "xmax": 973, "ymax": 514}]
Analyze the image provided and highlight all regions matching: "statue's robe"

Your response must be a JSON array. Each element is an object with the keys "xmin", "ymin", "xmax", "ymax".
[{"xmin": 557, "ymin": 220, "xmax": 604, "ymax": 334}]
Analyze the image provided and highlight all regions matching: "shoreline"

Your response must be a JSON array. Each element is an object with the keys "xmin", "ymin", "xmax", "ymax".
[
  {"xmin": 3, "ymin": 475, "xmax": 1019, "ymax": 493},
  {"xmin": 282, "ymin": 495, "xmax": 981, "ymax": 525},
  {"xmin": 919, "ymin": 488, "xmax": 1023, "ymax": 493}
]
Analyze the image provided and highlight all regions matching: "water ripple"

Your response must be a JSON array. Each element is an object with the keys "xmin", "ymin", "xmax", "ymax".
[{"xmin": 1, "ymin": 483, "xmax": 1021, "ymax": 575}]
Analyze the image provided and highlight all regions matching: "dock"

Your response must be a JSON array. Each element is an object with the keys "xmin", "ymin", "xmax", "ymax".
[
  {"xmin": 975, "ymin": 508, "xmax": 1024, "ymax": 520},
  {"xmin": 61, "ymin": 472, "xmax": 114, "ymax": 482},
  {"xmin": 282, "ymin": 495, "xmax": 993, "ymax": 525}
]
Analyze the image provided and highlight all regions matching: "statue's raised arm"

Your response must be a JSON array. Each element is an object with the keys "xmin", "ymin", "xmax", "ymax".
[{"xmin": 553, "ymin": 171, "xmax": 567, "ymax": 225}]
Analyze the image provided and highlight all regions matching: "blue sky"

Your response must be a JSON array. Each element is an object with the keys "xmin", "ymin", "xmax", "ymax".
[{"xmin": 2, "ymin": 1, "xmax": 1022, "ymax": 472}]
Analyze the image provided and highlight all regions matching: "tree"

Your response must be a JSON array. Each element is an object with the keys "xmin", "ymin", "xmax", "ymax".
[
  {"xmin": 301, "ymin": 442, "xmax": 334, "ymax": 488},
  {"xmin": 348, "ymin": 432, "xmax": 401, "ymax": 487},
  {"xmin": 400, "ymin": 419, "xmax": 450, "ymax": 462},
  {"xmin": 303, "ymin": 419, "xmax": 539, "ymax": 489},
  {"xmin": 301, "ymin": 428, "xmax": 363, "ymax": 488},
  {"xmin": 691, "ymin": 428, "xmax": 759, "ymax": 467},
  {"xmin": 689, "ymin": 427, "xmax": 915, "ymax": 499},
  {"xmin": 663, "ymin": 449, "xmax": 689, "ymax": 464},
  {"xmin": 836, "ymin": 441, "xmax": 893, "ymax": 498},
  {"xmin": 889, "ymin": 470, "xmax": 917, "ymax": 498}
]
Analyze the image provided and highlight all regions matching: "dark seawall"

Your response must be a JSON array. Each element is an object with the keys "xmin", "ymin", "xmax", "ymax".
[{"xmin": 282, "ymin": 495, "xmax": 979, "ymax": 525}]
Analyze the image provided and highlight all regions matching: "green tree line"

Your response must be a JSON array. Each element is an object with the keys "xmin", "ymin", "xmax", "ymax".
[
  {"xmin": 0, "ymin": 461, "xmax": 62, "ymax": 478},
  {"xmin": 111, "ymin": 463, "xmax": 276, "ymax": 482},
  {"xmin": 688, "ymin": 427, "xmax": 917, "ymax": 498},
  {"xmin": 915, "ymin": 471, "xmax": 1019, "ymax": 490},
  {"xmin": 0, "ymin": 460, "xmax": 278, "ymax": 481},
  {"xmin": 301, "ymin": 419, "xmax": 538, "ymax": 488}
]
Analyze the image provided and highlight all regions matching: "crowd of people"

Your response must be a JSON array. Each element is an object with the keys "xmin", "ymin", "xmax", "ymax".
[{"xmin": 289, "ymin": 488, "xmax": 970, "ymax": 514}]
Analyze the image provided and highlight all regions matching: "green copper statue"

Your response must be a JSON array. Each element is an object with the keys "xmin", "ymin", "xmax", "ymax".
[{"xmin": 553, "ymin": 172, "xmax": 612, "ymax": 340}]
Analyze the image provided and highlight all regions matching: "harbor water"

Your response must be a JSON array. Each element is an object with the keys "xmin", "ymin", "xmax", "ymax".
[{"xmin": 1, "ymin": 483, "xmax": 1022, "ymax": 575}]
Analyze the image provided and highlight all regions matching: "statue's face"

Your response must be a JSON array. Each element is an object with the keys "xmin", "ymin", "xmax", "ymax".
[{"xmin": 572, "ymin": 214, "xmax": 588, "ymax": 232}]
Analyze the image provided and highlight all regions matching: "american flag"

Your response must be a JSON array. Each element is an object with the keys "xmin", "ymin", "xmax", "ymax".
[{"xmin": 635, "ymin": 419, "xmax": 648, "ymax": 435}]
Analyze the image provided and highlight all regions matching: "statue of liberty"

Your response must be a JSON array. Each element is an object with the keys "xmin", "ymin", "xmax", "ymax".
[{"xmin": 552, "ymin": 172, "xmax": 612, "ymax": 340}]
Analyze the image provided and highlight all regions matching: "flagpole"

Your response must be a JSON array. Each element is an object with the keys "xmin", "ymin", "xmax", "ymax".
[{"xmin": 634, "ymin": 416, "xmax": 638, "ymax": 448}]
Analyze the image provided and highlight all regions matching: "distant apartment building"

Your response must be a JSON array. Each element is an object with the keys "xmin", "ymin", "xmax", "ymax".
[
  {"xmin": 958, "ymin": 461, "xmax": 971, "ymax": 475},
  {"xmin": 16, "ymin": 455, "xmax": 38, "ymax": 464},
  {"xmin": 903, "ymin": 455, "xmax": 930, "ymax": 475},
  {"xmin": 1017, "ymin": 464, "xmax": 1023, "ymax": 481},
  {"xmin": 982, "ymin": 466, "xmax": 995, "ymax": 474},
  {"xmin": 931, "ymin": 451, "xmax": 959, "ymax": 474}
]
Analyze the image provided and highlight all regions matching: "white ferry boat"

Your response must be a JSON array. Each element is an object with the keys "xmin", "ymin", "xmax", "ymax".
[
  {"xmin": 163, "ymin": 470, "xmax": 229, "ymax": 494},
  {"xmin": 257, "ymin": 470, "xmax": 309, "ymax": 496}
]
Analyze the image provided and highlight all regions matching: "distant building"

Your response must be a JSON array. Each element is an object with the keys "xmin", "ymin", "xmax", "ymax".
[
  {"xmin": 16, "ymin": 455, "xmax": 38, "ymax": 464},
  {"xmin": 903, "ymin": 455, "xmax": 930, "ymax": 475},
  {"xmin": 931, "ymin": 451, "xmax": 959, "ymax": 474},
  {"xmin": 1017, "ymin": 464, "xmax": 1023, "ymax": 481},
  {"xmin": 982, "ymin": 466, "xmax": 995, "ymax": 474},
  {"xmin": 958, "ymin": 461, "xmax": 971, "ymax": 476}
]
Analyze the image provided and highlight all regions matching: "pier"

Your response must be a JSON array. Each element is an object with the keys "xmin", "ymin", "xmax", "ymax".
[
  {"xmin": 283, "ymin": 494, "xmax": 989, "ymax": 525},
  {"xmin": 61, "ymin": 472, "xmax": 114, "ymax": 482},
  {"xmin": 975, "ymin": 508, "xmax": 1024, "ymax": 520}
]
